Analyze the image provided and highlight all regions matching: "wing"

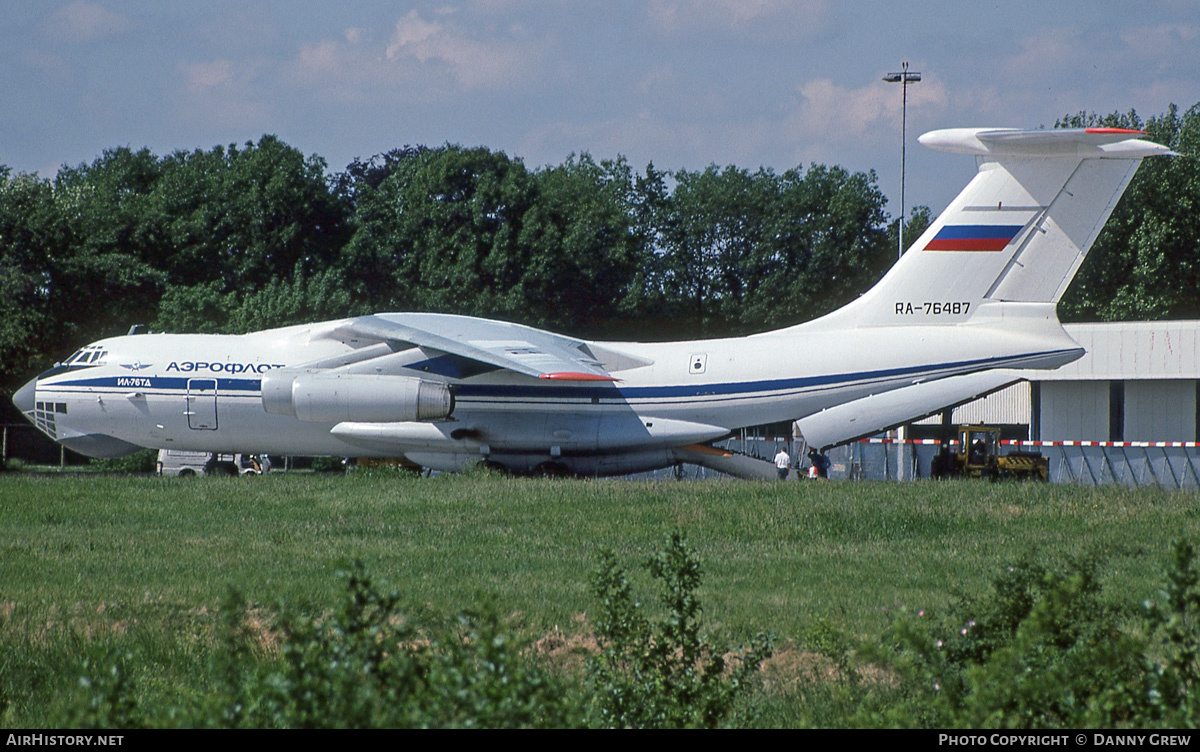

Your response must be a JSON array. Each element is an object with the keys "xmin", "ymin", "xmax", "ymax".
[{"xmin": 331, "ymin": 313, "xmax": 622, "ymax": 382}]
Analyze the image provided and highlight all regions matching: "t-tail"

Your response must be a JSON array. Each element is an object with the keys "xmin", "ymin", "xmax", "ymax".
[
  {"xmin": 794, "ymin": 127, "xmax": 1173, "ymax": 451},
  {"xmin": 818, "ymin": 127, "xmax": 1174, "ymax": 329}
]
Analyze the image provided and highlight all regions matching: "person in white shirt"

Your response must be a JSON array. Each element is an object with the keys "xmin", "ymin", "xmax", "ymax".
[{"xmin": 773, "ymin": 446, "xmax": 790, "ymax": 480}]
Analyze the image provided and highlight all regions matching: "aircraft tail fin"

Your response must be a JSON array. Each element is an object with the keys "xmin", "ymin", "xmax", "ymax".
[{"xmin": 815, "ymin": 128, "xmax": 1173, "ymax": 329}]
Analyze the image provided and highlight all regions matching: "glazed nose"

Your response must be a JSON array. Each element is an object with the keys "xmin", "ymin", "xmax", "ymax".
[{"xmin": 13, "ymin": 377, "xmax": 36, "ymax": 414}]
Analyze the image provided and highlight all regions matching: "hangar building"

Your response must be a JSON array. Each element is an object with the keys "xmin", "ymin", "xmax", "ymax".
[
  {"xmin": 916, "ymin": 320, "xmax": 1200, "ymax": 442},
  {"xmin": 708, "ymin": 321, "xmax": 1200, "ymax": 487},
  {"xmin": 840, "ymin": 320, "xmax": 1200, "ymax": 487}
]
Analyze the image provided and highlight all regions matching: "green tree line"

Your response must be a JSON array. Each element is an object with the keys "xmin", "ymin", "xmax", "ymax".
[
  {"xmin": 2, "ymin": 104, "xmax": 1196, "ymax": 401},
  {"xmin": 1056, "ymin": 104, "xmax": 1200, "ymax": 322}
]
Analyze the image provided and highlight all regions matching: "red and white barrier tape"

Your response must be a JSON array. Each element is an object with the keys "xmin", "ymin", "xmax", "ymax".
[{"xmin": 857, "ymin": 438, "xmax": 1200, "ymax": 448}]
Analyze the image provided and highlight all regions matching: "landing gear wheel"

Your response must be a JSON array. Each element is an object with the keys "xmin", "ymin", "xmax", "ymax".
[
  {"xmin": 476, "ymin": 459, "xmax": 509, "ymax": 475},
  {"xmin": 534, "ymin": 461, "xmax": 570, "ymax": 477}
]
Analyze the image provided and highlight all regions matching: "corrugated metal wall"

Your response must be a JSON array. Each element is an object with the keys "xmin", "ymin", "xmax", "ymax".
[
  {"xmin": 1056, "ymin": 322, "xmax": 1200, "ymax": 380},
  {"xmin": 1038, "ymin": 381, "xmax": 1110, "ymax": 441},
  {"xmin": 822, "ymin": 441, "xmax": 1200, "ymax": 490},
  {"xmin": 915, "ymin": 381, "xmax": 1031, "ymax": 425},
  {"xmin": 1124, "ymin": 380, "xmax": 1196, "ymax": 442}
]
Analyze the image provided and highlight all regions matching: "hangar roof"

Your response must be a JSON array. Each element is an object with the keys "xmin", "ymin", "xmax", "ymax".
[{"xmin": 1028, "ymin": 321, "xmax": 1200, "ymax": 381}]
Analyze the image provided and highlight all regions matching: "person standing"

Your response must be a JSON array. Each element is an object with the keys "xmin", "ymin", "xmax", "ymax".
[
  {"xmin": 808, "ymin": 448, "xmax": 830, "ymax": 479},
  {"xmin": 773, "ymin": 445, "xmax": 791, "ymax": 480}
]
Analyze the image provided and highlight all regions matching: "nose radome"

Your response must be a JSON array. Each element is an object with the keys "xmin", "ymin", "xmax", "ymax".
[{"xmin": 13, "ymin": 377, "xmax": 36, "ymax": 414}]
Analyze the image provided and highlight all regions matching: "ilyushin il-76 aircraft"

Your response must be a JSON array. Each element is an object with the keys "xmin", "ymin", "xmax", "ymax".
[{"xmin": 14, "ymin": 127, "xmax": 1173, "ymax": 477}]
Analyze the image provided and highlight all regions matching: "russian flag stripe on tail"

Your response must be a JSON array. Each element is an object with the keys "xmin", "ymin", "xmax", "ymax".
[{"xmin": 924, "ymin": 224, "xmax": 1023, "ymax": 252}]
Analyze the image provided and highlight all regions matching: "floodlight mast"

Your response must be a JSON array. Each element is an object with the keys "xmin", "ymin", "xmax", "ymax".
[
  {"xmin": 883, "ymin": 62, "xmax": 921, "ymax": 261},
  {"xmin": 882, "ymin": 61, "xmax": 921, "ymax": 480}
]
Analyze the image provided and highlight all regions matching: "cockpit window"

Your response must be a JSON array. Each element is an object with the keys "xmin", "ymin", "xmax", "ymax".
[
  {"xmin": 44, "ymin": 346, "xmax": 107, "ymax": 377},
  {"xmin": 64, "ymin": 347, "xmax": 107, "ymax": 364}
]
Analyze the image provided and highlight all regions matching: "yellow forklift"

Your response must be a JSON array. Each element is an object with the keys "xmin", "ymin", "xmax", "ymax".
[{"xmin": 930, "ymin": 424, "xmax": 1049, "ymax": 481}]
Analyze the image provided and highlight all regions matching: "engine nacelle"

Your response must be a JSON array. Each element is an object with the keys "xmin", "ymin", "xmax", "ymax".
[{"xmin": 261, "ymin": 372, "xmax": 453, "ymax": 423}]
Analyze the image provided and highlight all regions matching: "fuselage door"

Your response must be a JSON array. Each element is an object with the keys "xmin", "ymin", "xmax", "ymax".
[{"xmin": 186, "ymin": 378, "xmax": 218, "ymax": 430}]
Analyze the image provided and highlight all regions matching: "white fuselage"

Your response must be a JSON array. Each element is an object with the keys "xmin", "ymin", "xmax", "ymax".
[{"xmin": 20, "ymin": 307, "xmax": 1081, "ymax": 475}]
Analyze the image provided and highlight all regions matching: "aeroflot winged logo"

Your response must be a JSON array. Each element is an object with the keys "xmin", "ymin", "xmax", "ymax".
[{"xmin": 924, "ymin": 224, "xmax": 1024, "ymax": 252}]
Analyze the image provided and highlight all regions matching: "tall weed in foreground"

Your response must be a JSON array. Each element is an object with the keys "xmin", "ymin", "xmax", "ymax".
[
  {"xmin": 45, "ymin": 533, "xmax": 773, "ymax": 728},
  {"xmin": 47, "ymin": 561, "xmax": 582, "ymax": 728},
  {"xmin": 68, "ymin": 653, "xmax": 145, "ymax": 729},
  {"xmin": 864, "ymin": 540, "xmax": 1200, "ymax": 728},
  {"xmin": 1141, "ymin": 540, "xmax": 1200, "ymax": 727},
  {"xmin": 243, "ymin": 561, "xmax": 581, "ymax": 728},
  {"xmin": 588, "ymin": 530, "xmax": 772, "ymax": 728}
]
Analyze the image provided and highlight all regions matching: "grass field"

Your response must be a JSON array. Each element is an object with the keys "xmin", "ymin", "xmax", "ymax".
[{"xmin": 2, "ymin": 471, "xmax": 1198, "ymax": 726}]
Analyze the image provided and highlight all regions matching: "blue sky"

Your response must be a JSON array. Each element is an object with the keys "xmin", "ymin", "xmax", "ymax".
[{"xmin": 3, "ymin": 1, "xmax": 1197, "ymax": 214}]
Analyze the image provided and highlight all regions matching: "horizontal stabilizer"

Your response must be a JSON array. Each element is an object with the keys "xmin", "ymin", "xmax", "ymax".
[
  {"xmin": 796, "ymin": 370, "xmax": 1024, "ymax": 450},
  {"xmin": 919, "ymin": 128, "xmax": 1176, "ymax": 158}
]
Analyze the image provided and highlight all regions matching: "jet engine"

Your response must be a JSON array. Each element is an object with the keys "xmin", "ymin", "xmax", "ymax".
[{"xmin": 261, "ymin": 372, "xmax": 453, "ymax": 423}]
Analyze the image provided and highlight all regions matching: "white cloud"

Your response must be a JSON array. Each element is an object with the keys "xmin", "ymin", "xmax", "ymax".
[
  {"xmin": 792, "ymin": 76, "xmax": 947, "ymax": 141},
  {"xmin": 1001, "ymin": 27, "xmax": 1089, "ymax": 81},
  {"xmin": 280, "ymin": 9, "xmax": 553, "ymax": 102},
  {"xmin": 636, "ymin": 64, "xmax": 678, "ymax": 97},
  {"xmin": 182, "ymin": 59, "xmax": 235, "ymax": 91},
  {"xmin": 177, "ymin": 59, "xmax": 272, "ymax": 129},
  {"xmin": 295, "ymin": 40, "xmax": 351, "ymax": 82},
  {"xmin": 286, "ymin": 36, "xmax": 391, "ymax": 106},
  {"xmin": 1118, "ymin": 23, "xmax": 1200, "ymax": 85},
  {"xmin": 383, "ymin": 9, "xmax": 546, "ymax": 89},
  {"xmin": 1119, "ymin": 23, "xmax": 1199, "ymax": 57},
  {"xmin": 387, "ymin": 9, "xmax": 441, "ymax": 52}
]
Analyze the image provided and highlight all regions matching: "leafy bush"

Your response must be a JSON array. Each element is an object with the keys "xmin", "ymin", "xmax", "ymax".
[
  {"xmin": 868, "ymin": 541, "xmax": 1200, "ymax": 728},
  {"xmin": 1140, "ymin": 539, "xmax": 1200, "ymax": 727},
  {"xmin": 309, "ymin": 456, "xmax": 345, "ymax": 473},
  {"xmin": 89, "ymin": 449, "xmax": 158, "ymax": 474},
  {"xmin": 587, "ymin": 530, "xmax": 772, "ymax": 728},
  {"xmin": 235, "ymin": 561, "xmax": 580, "ymax": 728},
  {"xmin": 68, "ymin": 652, "xmax": 145, "ymax": 729},
  {"xmin": 50, "ymin": 562, "xmax": 580, "ymax": 728}
]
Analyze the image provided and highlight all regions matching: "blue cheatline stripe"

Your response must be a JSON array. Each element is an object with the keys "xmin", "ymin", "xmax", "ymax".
[
  {"xmin": 46, "ymin": 348, "xmax": 1078, "ymax": 403},
  {"xmin": 51, "ymin": 376, "xmax": 265, "ymax": 392},
  {"xmin": 453, "ymin": 349, "xmax": 1079, "ymax": 401}
]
